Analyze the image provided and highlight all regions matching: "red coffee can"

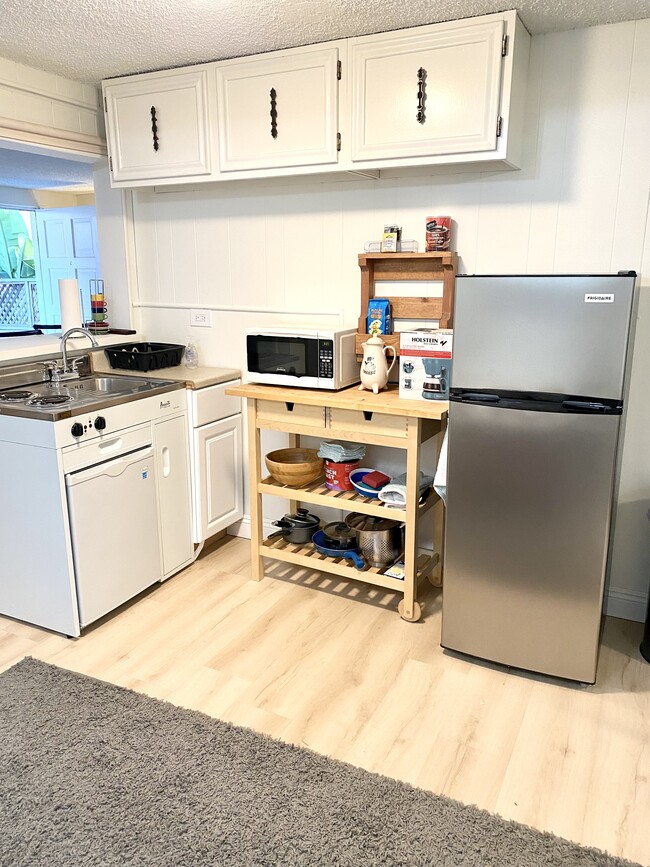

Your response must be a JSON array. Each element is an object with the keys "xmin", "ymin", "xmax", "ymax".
[
  {"xmin": 425, "ymin": 216, "xmax": 451, "ymax": 251},
  {"xmin": 325, "ymin": 459, "xmax": 359, "ymax": 491}
]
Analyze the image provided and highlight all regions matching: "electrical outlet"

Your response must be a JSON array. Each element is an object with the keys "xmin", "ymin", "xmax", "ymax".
[{"xmin": 190, "ymin": 309, "xmax": 212, "ymax": 327}]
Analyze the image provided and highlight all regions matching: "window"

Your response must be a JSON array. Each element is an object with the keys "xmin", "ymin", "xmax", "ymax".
[{"xmin": 0, "ymin": 209, "xmax": 39, "ymax": 331}]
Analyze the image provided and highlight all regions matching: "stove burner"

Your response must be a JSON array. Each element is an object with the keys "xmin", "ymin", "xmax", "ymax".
[
  {"xmin": 0, "ymin": 390, "xmax": 35, "ymax": 402},
  {"xmin": 27, "ymin": 394, "xmax": 71, "ymax": 407}
]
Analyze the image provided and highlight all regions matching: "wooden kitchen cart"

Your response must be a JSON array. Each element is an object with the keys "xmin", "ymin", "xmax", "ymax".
[{"xmin": 225, "ymin": 383, "xmax": 448, "ymax": 622}]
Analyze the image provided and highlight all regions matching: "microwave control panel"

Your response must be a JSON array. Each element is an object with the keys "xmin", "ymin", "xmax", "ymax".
[{"xmin": 318, "ymin": 339, "xmax": 334, "ymax": 379}]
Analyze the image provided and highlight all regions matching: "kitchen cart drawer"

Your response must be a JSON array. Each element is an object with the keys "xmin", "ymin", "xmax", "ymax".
[
  {"xmin": 328, "ymin": 408, "xmax": 408, "ymax": 438},
  {"xmin": 189, "ymin": 380, "xmax": 241, "ymax": 427},
  {"xmin": 257, "ymin": 400, "xmax": 326, "ymax": 429}
]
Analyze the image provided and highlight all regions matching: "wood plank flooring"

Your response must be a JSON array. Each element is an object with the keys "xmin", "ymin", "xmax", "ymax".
[{"xmin": 1, "ymin": 536, "xmax": 648, "ymax": 865}]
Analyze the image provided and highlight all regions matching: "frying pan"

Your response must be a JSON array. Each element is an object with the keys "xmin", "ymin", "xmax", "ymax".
[{"xmin": 312, "ymin": 530, "xmax": 365, "ymax": 570}]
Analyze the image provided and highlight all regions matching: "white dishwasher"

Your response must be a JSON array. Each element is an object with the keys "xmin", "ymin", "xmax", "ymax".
[{"xmin": 66, "ymin": 442, "xmax": 162, "ymax": 628}]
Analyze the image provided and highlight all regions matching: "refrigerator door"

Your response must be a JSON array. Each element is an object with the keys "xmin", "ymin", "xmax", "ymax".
[
  {"xmin": 452, "ymin": 275, "xmax": 635, "ymax": 400},
  {"xmin": 442, "ymin": 400, "xmax": 621, "ymax": 682}
]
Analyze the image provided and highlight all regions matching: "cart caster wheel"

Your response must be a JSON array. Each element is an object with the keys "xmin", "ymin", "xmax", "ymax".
[{"xmin": 398, "ymin": 600, "xmax": 422, "ymax": 622}]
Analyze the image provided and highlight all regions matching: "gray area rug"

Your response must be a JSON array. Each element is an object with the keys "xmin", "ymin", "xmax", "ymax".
[{"xmin": 0, "ymin": 658, "xmax": 640, "ymax": 867}]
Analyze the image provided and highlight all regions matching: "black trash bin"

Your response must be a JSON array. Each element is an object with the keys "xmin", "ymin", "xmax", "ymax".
[{"xmin": 641, "ymin": 592, "xmax": 650, "ymax": 663}]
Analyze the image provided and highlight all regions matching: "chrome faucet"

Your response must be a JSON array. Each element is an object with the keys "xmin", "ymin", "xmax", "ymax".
[{"xmin": 58, "ymin": 327, "xmax": 99, "ymax": 381}]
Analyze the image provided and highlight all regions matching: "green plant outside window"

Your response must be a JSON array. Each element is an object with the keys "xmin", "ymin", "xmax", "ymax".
[{"xmin": 0, "ymin": 210, "xmax": 35, "ymax": 279}]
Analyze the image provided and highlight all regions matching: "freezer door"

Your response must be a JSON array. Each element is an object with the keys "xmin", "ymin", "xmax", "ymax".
[
  {"xmin": 442, "ymin": 400, "xmax": 621, "ymax": 682},
  {"xmin": 452, "ymin": 275, "xmax": 635, "ymax": 399}
]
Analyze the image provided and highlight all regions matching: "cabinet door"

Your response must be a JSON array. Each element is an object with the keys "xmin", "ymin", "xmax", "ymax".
[
  {"xmin": 154, "ymin": 414, "xmax": 193, "ymax": 577},
  {"xmin": 104, "ymin": 69, "xmax": 211, "ymax": 182},
  {"xmin": 194, "ymin": 415, "xmax": 243, "ymax": 540},
  {"xmin": 216, "ymin": 46, "xmax": 340, "ymax": 172},
  {"xmin": 350, "ymin": 19, "xmax": 505, "ymax": 162}
]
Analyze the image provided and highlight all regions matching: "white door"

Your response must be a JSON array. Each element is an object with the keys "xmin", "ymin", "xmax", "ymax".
[
  {"xmin": 104, "ymin": 68, "xmax": 211, "ymax": 183},
  {"xmin": 154, "ymin": 414, "xmax": 193, "ymax": 577},
  {"xmin": 350, "ymin": 18, "xmax": 505, "ymax": 162},
  {"xmin": 216, "ymin": 45, "xmax": 340, "ymax": 172},
  {"xmin": 34, "ymin": 206, "xmax": 100, "ymax": 325},
  {"xmin": 195, "ymin": 415, "xmax": 243, "ymax": 541}
]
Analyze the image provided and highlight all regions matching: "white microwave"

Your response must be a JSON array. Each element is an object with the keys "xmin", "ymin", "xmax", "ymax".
[{"xmin": 246, "ymin": 327, "xmax": 359, "ymax": 390}]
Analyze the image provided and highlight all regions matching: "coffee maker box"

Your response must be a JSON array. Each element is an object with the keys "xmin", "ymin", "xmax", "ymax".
[{"xmin": 399, "ymin": 329, "xmax": 453, "ymax": 402}]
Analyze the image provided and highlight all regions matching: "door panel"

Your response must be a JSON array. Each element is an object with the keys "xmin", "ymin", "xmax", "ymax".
[
  {"xmin": 351, "ymin": 20, "xmax": 504, "ymax": 161},
  {"xmin": 452, "ymin": 275, "xmax": 636, "ymax": 399},
  {"xmin": 195, "ymin": 415, "xmax": 243, "ymax": 540},
  {"xmin": 217, "ymin": 46, "xmax": 340, "ymax": 171},
  {"xmin": 104, "ymin": 69, "xmax": 211, "ymax": 182},
  {"xmin": 154, "ymin": 415, "xmax": 193, "ymax": 577},
  {"xmin": 66, "ymin": 449, "xmax": 161, "ymax": 627},
  {"xmin": 442, "ymin": 400, "xmax": 621, "ymax": 682},
  {"xmin": 34, "ymin": 206, "xmax": 100, "ymax": 324}
]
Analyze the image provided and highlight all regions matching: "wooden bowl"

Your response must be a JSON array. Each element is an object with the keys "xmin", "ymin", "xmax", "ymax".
[{"xmin": 265, "ymin": 448, "xmax": 324, "ymax": 487}]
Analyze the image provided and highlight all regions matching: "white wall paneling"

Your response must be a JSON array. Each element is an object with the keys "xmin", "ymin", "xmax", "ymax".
[
  {"xmin": 0, "ymin": 55, "xmax": 104, "ymax": 155},
  {"xmin": 107, "ymin": 20, "xmax": 650, "ymax": 618}
]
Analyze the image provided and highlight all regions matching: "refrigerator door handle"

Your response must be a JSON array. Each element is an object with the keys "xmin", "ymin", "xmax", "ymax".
[
  {"xmin": 455, "ymin": 392, "xmax": 500, "ymax": 402},
  {"xmin": 562, "ymin": 400, "xmax": 617, "ymax": 413}
]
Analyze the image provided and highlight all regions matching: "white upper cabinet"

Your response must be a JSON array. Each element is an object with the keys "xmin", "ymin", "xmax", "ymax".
[
  {"xmin": 215, "ymin": 44, "xmax": 341, "ymax": 173},
  {"xmin": 103, "ymin": 67, "xmax": 212, "ymax": 184},
  {"xmin": 101, "ymin": 11, "xmax": 529, "ymax": 187},
  {"xmin": 349, "ymin": 12, "xmax": 528, "ymax": 168}
]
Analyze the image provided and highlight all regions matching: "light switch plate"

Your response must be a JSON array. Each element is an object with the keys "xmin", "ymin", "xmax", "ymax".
[{"xmin": 190, "ymin": 309, "xmax": 212, "ymax": 327}]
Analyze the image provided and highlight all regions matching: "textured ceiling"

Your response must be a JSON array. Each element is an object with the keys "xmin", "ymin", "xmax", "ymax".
[
  {"xmin": 0, "ymin": 146, "xmax": 94, "ymax": 189},
  {"xmin": 1, "ymin": 0, "xmax": 649, "ymax": 85}
]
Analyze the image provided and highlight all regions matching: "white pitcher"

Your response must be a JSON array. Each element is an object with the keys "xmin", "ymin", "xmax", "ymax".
[{"xmin": 359, "ymin": 334, "xmax": 396, "ymax": 394}]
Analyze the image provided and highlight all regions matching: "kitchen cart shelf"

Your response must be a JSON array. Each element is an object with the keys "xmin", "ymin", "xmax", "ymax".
[
  {"xmin": 226, "ymin": 382, "xmax": 447, "ymax": 623},
  {"xmin": 356, "ymin": 251, "xmax": 458, "ymax": 355},
  {"xmin": 259, "ymin": 474, "xmax": 440, "ymax": 520},
  {"xmin": 262, "ymin": 536, "xmax": 438, "ymax": 619}
]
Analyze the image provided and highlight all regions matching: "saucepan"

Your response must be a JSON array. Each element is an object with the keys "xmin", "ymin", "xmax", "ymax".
[{"xmin": 267, "ymin": 508, "xmax": 320, "ymax": 544}]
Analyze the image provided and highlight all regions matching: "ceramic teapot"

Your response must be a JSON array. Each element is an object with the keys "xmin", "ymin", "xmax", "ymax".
[{"xmin": 359, "ymin": 334, "xmax": 396, "ymax": 394}]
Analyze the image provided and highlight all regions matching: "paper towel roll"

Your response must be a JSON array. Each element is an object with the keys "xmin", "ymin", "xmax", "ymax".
[{"xmin": 58, "ymin": 279, "xmax": 83, "ymax": 333}]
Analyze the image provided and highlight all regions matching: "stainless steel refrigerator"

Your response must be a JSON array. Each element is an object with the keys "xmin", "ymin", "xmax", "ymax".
[{"xmin": 441, "ymin": 274, "xmax": 637, "ymax": 683}]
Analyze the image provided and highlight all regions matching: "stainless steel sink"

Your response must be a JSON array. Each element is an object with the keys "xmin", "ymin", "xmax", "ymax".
[{"xmin": 71, "ymin": 376, "xmax": 156, "ymax": 396}]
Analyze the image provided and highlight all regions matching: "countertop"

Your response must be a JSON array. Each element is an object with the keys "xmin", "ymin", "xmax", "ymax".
[
  {"xmin": 226, "ymin": 382, "xmax": 448, "ymax": 420},
  {"xmin": 91, "ymin": 353, "xmax": 241, "ymax": 389}
]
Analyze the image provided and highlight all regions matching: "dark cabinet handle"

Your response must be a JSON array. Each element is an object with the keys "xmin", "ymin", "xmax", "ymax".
[
  {"xmin": 150, "ymin": 106, "xmax": 159, "ymax": 151},
  {"xmin": 270, "ymin": 88, "xmax": 278, "ymax": 139},
  {"xmin": 416, "ymin": 67, "xmax": 426, "ymax": 124}
]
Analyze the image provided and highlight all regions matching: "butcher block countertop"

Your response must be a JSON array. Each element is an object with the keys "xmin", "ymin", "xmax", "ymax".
[{"xmin": 225, "ymin": 382, "xmax": 448, "ymax": 420}]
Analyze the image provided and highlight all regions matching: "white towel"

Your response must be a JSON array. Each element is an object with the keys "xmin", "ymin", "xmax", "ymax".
[
  {"xmin": 433, "ymin": 429, "xmax": 448, "ymax": 504},
  {"xmin": 317, "ymin": 440, "xmax": 366, "ymax": 462},
  {"xmin": 378, "ymin": 471, "xmax": 434, "ymax": 508}
]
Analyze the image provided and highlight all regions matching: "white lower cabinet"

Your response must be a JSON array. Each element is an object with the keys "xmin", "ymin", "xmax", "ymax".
[
  {"xmin": 189, "ymin": 381, "xmax": 244, "ymax": 544},
  {"xmin": 194, "ymin": 415, "xmax": 243, "ymax": 540},
  {"xmin": 154, "ymin": 414, "xmax": 194, "ymax": 576}
]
